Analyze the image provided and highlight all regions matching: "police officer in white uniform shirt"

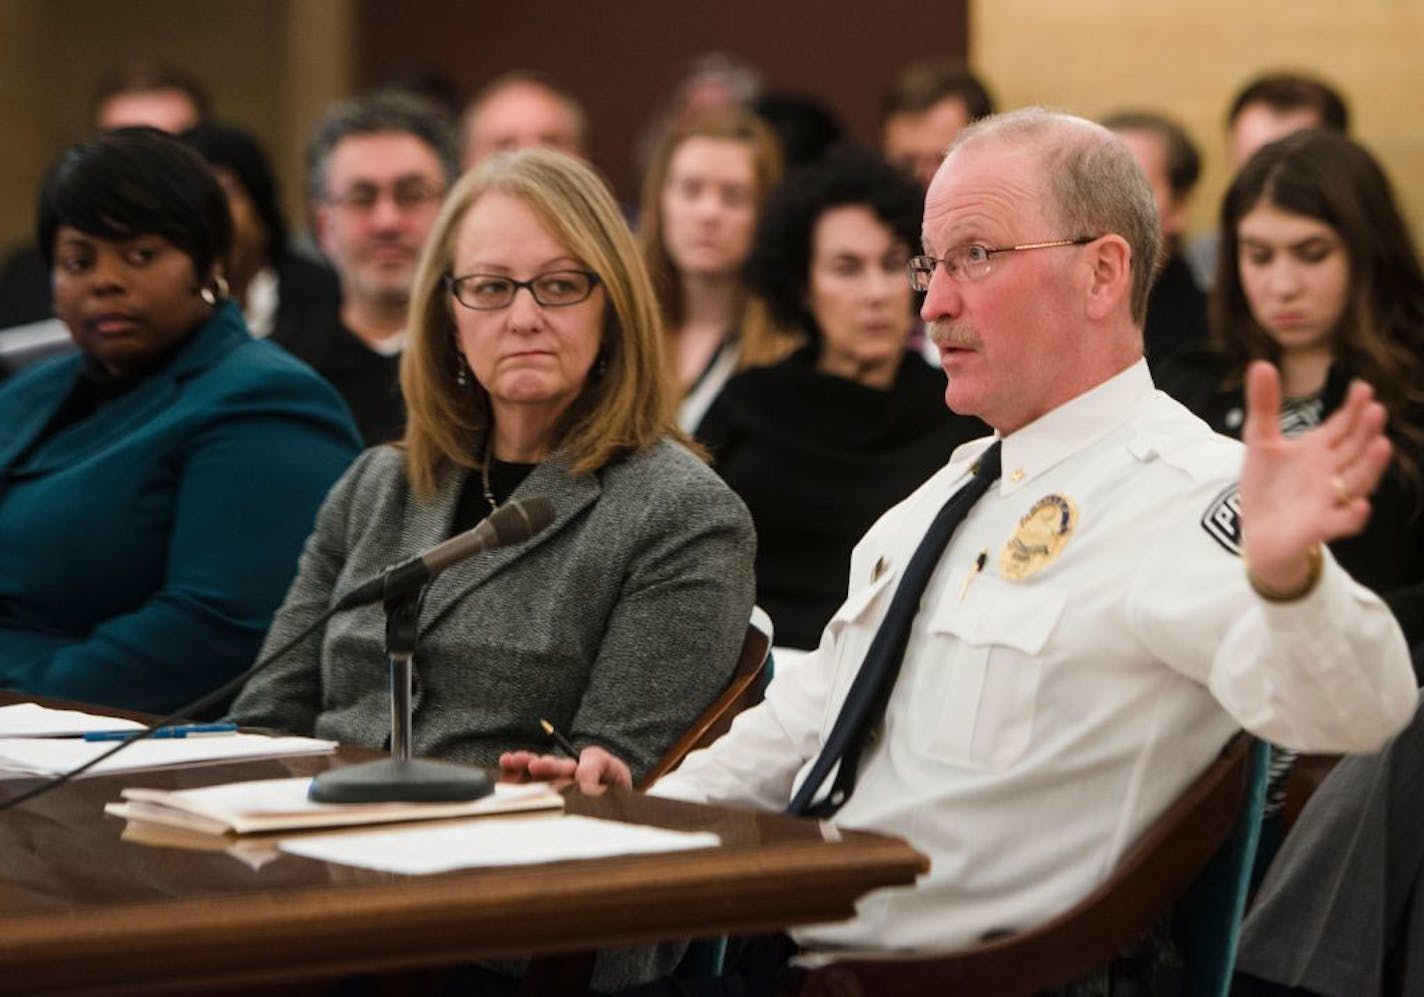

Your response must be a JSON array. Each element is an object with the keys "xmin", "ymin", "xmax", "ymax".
[{"xmin": 501, "ymin": 109, "xmax": 1416, "ymax": 989}]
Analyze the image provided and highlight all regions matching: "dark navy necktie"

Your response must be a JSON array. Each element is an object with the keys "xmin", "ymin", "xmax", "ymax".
[{"xmin": 787, "ymin": 441, "xmax": 1003, "ymax": 818}]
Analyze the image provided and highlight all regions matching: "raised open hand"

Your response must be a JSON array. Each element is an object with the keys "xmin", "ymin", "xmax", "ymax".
[{"xmin": 1239, "ymin": 360, "xmax": 1393, "ymax": 595}]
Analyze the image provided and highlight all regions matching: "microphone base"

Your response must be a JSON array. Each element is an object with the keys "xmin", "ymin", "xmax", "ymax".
[{"xmin": 308, "ymin": 758, "xmax": 494, "ymax": 803}]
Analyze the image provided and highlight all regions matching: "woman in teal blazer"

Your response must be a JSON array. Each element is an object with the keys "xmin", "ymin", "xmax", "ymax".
[{"xmin": 0, "ymin": 128, "xmax": 361, "ymax": 714}]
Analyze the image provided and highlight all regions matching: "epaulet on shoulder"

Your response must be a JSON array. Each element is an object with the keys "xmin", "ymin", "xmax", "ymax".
[{"xmin": 1125, "ymin": 399, "xmax": 1243, "ymax": 485}]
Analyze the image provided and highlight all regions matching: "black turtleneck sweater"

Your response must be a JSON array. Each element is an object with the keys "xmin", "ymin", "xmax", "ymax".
[{"xmin": 698, "ymin": 346, "xmax": 987, "ymax": 649}]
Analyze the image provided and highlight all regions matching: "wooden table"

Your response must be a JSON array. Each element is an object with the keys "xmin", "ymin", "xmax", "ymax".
[{"xmin": 0, "ymin": 701, "xmax": 926, "ymax": 996}]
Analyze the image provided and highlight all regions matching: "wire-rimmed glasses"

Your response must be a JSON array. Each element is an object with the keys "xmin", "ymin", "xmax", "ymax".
[{"xmin": 907, "ymin": 236, "xmax": 1099, "ymax": 289}]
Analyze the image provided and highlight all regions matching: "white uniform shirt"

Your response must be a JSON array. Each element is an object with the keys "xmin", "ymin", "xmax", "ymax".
[{"xmin": 655, "ymin": 360, "xmax": 1416, "ymax": 955}]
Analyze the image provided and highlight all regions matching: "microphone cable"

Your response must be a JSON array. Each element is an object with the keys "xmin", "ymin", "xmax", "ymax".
[
  {"xmin": 0, "ymin": 494, "xmax": 556, "ymax": 814},
  {"xmin": 0, "ymin": 601, "xmax": 343, "ymax": 814}
]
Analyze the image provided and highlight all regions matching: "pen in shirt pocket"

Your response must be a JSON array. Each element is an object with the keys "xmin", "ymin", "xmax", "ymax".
[{"xmin": 959, "ymin": 549, "xmax": 988, "ymax": 601}]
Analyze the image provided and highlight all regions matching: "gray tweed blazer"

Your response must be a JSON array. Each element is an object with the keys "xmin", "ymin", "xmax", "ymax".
[{"xmin": 229, "ymin": 438, "xmax": 756, "ymax": 783}]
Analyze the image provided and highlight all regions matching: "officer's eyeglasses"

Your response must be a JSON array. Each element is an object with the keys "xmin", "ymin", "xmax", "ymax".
[{"xmin": 908, "ymin": 236, "xmax": 1100, "ymax": 289}]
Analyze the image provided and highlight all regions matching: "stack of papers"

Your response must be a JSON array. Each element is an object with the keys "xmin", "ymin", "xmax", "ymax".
[
  {"xmin": 0, "ymin": 733, "xmax": 336, "ymax": 777},
  {"xmin": 279, "ymin": 814, "xmax": 722, "ymax": 874},
  {"xmin": 106, "ymin": 776, "xmax": 564, "ymax": 835},
  {"xmin": 118, "ymin": 819, "xmax": 287, "ymax": 871},
  {"xmin": 0, "ymin": 703, "xmax": 145, "ymax": 737}
]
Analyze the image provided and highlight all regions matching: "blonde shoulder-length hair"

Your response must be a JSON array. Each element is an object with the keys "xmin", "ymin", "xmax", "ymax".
[
  {"xmin": 402, "ymin": 148, "xmax": 682, "ymax": 495},
  {"xmin": 635, "ymin": 106, "xmax": 798, "ymax": 375}
]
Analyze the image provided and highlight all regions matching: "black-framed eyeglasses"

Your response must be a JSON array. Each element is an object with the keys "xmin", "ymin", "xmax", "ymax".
[
  {"xmin": 907, "ymin": 236, "xmax": 1100, "ymax": 289},
  {"xmin": 445, "ymin": 270, "xmax": 602, "ymax": 310},
  {"xmin": 324, "ymin": 179, "xmax": 445, "ymax": 213}
]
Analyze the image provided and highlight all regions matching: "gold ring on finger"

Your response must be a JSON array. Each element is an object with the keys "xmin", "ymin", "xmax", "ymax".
[{"xmin": 1331, "ymin": 474, "xmax": 1353, "ymax": 506}]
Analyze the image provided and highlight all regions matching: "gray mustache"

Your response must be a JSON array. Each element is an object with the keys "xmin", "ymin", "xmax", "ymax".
[{"xmin": 928, "ymin": 321, "xmax": 980, "ymax": 349}]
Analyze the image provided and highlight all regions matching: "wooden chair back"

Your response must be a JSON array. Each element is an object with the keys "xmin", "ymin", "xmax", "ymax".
[
  {"xmin": 795, "ymin": 731, "xmax": 1259, "ymax": 997},
  {"xmin": 637, "ymin": 612, "xmax": 772, "ymax": 790}
]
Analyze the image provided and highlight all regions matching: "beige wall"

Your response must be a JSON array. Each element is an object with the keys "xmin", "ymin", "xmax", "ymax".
[
  {"xmin": 0, "ymin": 0, "xmax": 352, "ymax": 256},
  {"xmin": 970, "ymin": 0, "xmax": 1424, "ymax": 244}
]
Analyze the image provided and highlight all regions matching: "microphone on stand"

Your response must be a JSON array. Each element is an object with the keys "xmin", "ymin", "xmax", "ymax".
[
  {"xmin": 309, "ymin": 495, "xmax": 558, "ymax": 804},
  {"xmin": 335, "ymin": 497, "xmax": 556, "ymax": 610}
]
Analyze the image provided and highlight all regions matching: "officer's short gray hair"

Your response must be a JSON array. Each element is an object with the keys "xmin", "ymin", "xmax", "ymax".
[{"xmin": 948, "ymin": 108, "xmax": 1161, "ymax": 327}]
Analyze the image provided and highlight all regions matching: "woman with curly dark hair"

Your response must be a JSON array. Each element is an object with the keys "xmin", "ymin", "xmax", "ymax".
[{"xmin": 697, "ymin": 147, "xmax": 985, "ymax": 649}]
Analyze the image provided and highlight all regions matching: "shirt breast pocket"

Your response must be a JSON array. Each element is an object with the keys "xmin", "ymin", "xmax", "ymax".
[
  {"xmin": 818, "ymin": 568, "xmax": 898, "ymax": 740},
  {"xmin": 911, "ymin": 574, "xmax": 1065, "ymax": 770}
]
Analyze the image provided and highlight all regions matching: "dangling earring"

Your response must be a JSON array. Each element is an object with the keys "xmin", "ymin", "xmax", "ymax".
[
  {"xmin": 455, "ymin": 350, "xmax": 472, "ymax": 389},
  {"xmin": 199, "ymin": 274, "xmax": 230, "ymax": 307}
]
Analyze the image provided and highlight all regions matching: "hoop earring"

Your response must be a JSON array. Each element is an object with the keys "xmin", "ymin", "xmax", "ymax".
[{"xmin": 199, "ymin": 274, "xmax": 230, "ymax": 306}]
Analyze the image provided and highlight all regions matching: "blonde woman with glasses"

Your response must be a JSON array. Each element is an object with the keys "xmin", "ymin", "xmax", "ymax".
[{"xmin": 231, "ymin": 153, "xmax": 755, "ymax": 992}]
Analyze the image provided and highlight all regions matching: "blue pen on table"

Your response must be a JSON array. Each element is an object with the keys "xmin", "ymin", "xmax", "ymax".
[{"xmin": 82, "ymin": 722, "xmax": 239, "ymax": 743}]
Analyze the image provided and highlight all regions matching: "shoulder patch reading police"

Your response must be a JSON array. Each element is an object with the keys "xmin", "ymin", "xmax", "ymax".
[{"xmin": 1201, "ymin": 483, "xmax": 1242, "ymax": 555}]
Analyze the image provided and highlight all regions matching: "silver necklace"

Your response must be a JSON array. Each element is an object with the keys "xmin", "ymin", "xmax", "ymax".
[{"xmin": 481, "ymin": 445, "xmax": 498, "ymax": 511}]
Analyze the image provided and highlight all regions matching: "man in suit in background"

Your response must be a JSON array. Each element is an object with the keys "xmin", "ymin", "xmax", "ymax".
[
  {"xmin": 460, "ymin": 71, "xmax": 588, "ymax": 169},
  {"xmin": 1103, "ymin": 110, "xmax": 1208, "ymax": 370},
  {"xmin": 277, "ymin": 90, "xmax": 458, "ymax": 446},
  {"xmin": 1185, "ymin": 70, "xmax": 1349, "ymax": 289},
  {"xmin": 879, "ymin": 58, "xmax": 995, "ymax": 190}
]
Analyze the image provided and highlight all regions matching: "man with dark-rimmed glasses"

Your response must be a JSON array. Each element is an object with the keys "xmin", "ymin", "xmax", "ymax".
[{"xmin": 275, "ymin": 90, "xmax": 457, "ymax": 445}]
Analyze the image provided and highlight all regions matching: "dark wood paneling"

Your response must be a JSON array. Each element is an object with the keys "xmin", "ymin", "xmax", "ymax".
[{"xmin": 356, "ymin": 0, "xmax": 968, "ymax": 199}]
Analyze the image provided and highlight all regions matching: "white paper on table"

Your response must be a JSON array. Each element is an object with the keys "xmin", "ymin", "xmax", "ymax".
[
  {"xmin": 109, "ymin": 777, "xmax": 563, "ymax": 834},
  {"xmin": 0, "ymin": 703, "xmax": 146, "ymax": 737},
  {"xmin": 0, "ymin": 734, "xmax": 336, "ymax": 776},
  {"xmin": 279, "ymin": 813, "xmax": 721, "ymax": 874}
]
